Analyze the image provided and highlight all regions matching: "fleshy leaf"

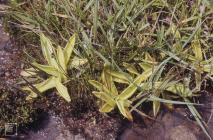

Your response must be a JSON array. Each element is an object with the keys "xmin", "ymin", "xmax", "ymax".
[
  {"xmin": 139, "ymin": 62, "xmax": 153, "ymax": 71},
  {"xmin": 22, "ymin": 86, "xmax": 38, "ymax": 100},
  {"xmin": 203, "ymin": 64, "xmax": 213, "ymax": 73},
  {"xmin": 101, "ymin": 64, "xmax": 118, "ymax": 95},
  {"xmin": 112, "ymin": 77, "xmax": 130, "ymax": 84},
  {"xmin": 23, "ymin": 77, "xmax": 56, "ymax": 100},
  {"xmin": 64, "ymin": 34, "xmax": 76, "ymax": 65},
  {"xmin": 116, "ymin": 100, "xmax": 133, "ymax": 121},
  {"xmin": 166, "ymin": 83, "xmax": 192, "ymax": 97},
  {"xmin": 153, "ymin": 92, "xmax": 161, "ymax": 117},
  {"xmin": 57, "ymin": 46, "xmax": 66, "ymax": 71},
  {"xmin": 32, "ymin": 62, "xmax": 60, "ymax": 77},
  {"xmin": 99, "ymin": 103, "xmax": 114, "ymax": 112},
  {"xmin": 166, "ymin": 23, "xmax": 181, "ymax": 39},
  {"xmin": 145, "ymin": 52, "xmax": 155, "ymax": 62},
  {"xmin": 55, "ymin": 78, "xmax": 71, "ymax": 102},
  {"xmin": 191, "ymin": 39, "xmax": 203, "ymax": 61},
  {"xmin": 89, "ymin": 80, "xmax": 111, "ymax": 94},
  {"xmin": 106, "ymin": 70, "xmax": 132, "ymax": 84},
  {"xmin": 152, "ymin": 91, "xmax": 161, "ymax": 116},
  {"xmin": 195, "ymin": 72, "xmax": 202, "ymax": 91},
  {"xmin": 69, "ymin": 57, "xmax": 88, "ymax": 68},
  {"xmin": 92, "ymin": 91, "xmax": 115, "ymax": 107},
  {"xmin": 118, "ymin": 69, "xmax": 152, "ymax": 100},
  {"xmin": 40, "ymin": 33, "xmax": 55, "ymax": 65},
  {"xmin": 123, "ymin": 62, "xmax": 139, "ymax": 75},
  {"xmin": 20, "ymin": 68, "xmax": 37, "ymax": 77},
  {"xmin": 35, "ymin": 77, "xmax": 56, "ymax": 93}
]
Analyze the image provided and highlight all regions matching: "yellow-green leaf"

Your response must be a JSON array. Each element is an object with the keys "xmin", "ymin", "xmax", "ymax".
[
  {"xmin": 22, "ymin": 86, "xmax": 38, "ymax": 100},
  {"xmin": 93, "ymin": 91, "xmax": 115, "ymax": 107},
  {"xmin": 153, "ymin": 92, "xmax": 161, "ymax": 116},
  {"xmin": 35, "ymin": 77, "xmax": 55, "ymax": 93},
  {"xmin": 89, "ymin": 80, "xmax": 111, "ymax": 94},
  {"xmin": 57, "ymin": 46, "xmax": 66, "ymax": 71},
  {"xmin": 40, "ymin": 33, "xmax": 55, "ymax": 65},
  {"xmin": 166, "ymin": 83, "xmax": 192, "ymax": 97},
  {"xmin": 203, "ymin": 64, "xmax": 213, "ymax": 73},
  {"xmin": 22, "ymin": 77, "xmax": 56, "ymax": 100},
  {"xmin": 69, "ymin": 57, "xmax": 88, "ymax": 68},
  {"xmin": 166, "ymin": 23, "xmax": 181, "ymax": 39},
  {"xmin": 118, "ymin": 69, "xmax": 152, "ymax": 100},
  {"xmin": 116, "ymin": 100, "xmax": 133, "ymax": 121},
  {"xmin": 106, "ymin": 70, "xmax": 132, "ymax": 84},
  {"xmin": 99, "ymin": 103, "xmax": 114, "ymax": 112},
  {"xmin": 172, "ymin": 42, "xmax": 183, "ymax": 53},
  {"xmin": 201, "ymin": 57, "xmax": 213, "ymax": 65},
  {"xmin": 101, "ymin": 64, "xmax": 118, "ymax": 95},
  {"xmin": 139, "ymin": 62, "xmax": 153, "ymax": 71},
  {"xmin": 64, "ymin": 34, "xmax": 76, "ymax": 65},
  {"xmin": 123, "ymin": 62, "xmax": 139, "ymax": 75},
  {"xmin": 55, "ymin": 78, "xmax": 71, "ymax": 102},
  {"xmin": 195, "ymin": 72, "xmax": 202, "ymax": 91},
  {"xmin": 145, "ymin": 52, "xmax": 155, "ymax": 62},
  {"xmin": 32, "ymin": 62, "xmax": 60, "ymax": 77},
  {"xmin": 191, "ymin": 39, "xmax": 203, "ymax": 61},
  {"xmin": 153, "ymin": 101, "xmax": 160, "ymax": 116},
  {"xmin": 153, "ymin": 91, "xmax": 160, "ymax": 116},
  {"xmin": 20, "ymin": 67, "xmax": 37, "ymax": 77},
  {"xmin": 112, "ymin": 77, "xmax": 130, "ymax": 84}
]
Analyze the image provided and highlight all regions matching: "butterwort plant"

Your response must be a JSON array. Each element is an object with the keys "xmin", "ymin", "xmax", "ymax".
[
  {"xmin": 89, "ymin": 63, "xmax": 152, "ymax": 120},
  {"xmin": 21, "ymin": 33, "xmax": 87, "ymax": 102}
]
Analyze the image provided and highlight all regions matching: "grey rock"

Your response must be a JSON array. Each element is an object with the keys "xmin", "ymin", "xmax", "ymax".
[{"xmin": 165, "ymin": 125, "xmax": 197, "ymax": 140}]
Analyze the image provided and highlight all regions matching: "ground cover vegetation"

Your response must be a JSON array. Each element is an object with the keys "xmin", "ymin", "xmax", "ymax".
[{"xmin": 2, "ymin": 0, "xmax": 213, "ymax": 139}]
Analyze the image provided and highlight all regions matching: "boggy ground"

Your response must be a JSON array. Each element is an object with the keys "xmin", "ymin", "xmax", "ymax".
[{"xmin": 0, "ymin": 15, "xmax": 213, "ymax": 140}]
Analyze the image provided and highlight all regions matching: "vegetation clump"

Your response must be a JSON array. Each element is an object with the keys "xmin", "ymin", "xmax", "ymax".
[
  {"xmin": 2, "ymin": 0, "xmax": 213, "ymax": 139},
  {"xmin": 21, "ymin": 33, "xmax": 87, "ymax": 102}
]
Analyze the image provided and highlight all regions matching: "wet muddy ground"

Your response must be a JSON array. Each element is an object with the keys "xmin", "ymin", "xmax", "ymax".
[{"xmin": 0, "ymin": 10, "xmax": 213, "ymax": 140}]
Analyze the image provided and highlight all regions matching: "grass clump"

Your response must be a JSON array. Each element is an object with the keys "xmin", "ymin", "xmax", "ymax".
[{"xmin": 3, "ymin": 0, "xmax": 213, "ymax": 139}]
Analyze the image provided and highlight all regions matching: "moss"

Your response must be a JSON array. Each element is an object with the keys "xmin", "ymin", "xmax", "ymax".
[{"xmin": 0, "ymin": 87, "xmax": 36, "ymax": 126}]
